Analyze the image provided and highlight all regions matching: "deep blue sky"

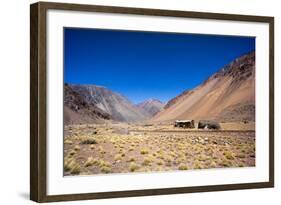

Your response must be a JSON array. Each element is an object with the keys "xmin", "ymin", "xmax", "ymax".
[{"xmin": 64, "ymin": 28, "xmax": 255, "ymax": 104}]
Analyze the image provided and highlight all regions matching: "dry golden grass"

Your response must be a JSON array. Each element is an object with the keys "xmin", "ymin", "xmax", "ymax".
[
  {"xmin": 220, "ymin": 122, "xmax": 255, "ymax": 131},
  {"xmin": 164, "ymin": 155, "xmax": 173, "ymax": 164},
  {"xmin": 64, "ymin": 158, "xmax": 73, "ymax": 172},
  {"xmin": 74, "ymin": 145, "xmax": 80, "ymax": 151},
  {"xmin": 64, "ymin": 139, "xmax": 73, "ymax": 145},
  {"xmin": 81, "ymin": 139, "xmax": 97, "ymax": 145},
  {"xmin": 70, "ymin": 163, "xmax": 81, "ymax": 174},
  {"xmin": 129, "ymin": 162, "xmax": 139, "ymax": 172},
  {"xmin": 64, "ymin": 158, "xmax": 81, "ymax": 174},
  {"xmin": 84, "ymin": 157, "xmax": 95, "ymax": 167},
  {"xmin": 178, "ymin": 163, "xmax": 188, "ymax": 170},
  {"xmin": 156, "ymin": 159, "xmax": 164, "ymax": 166},
  {"xmin": 193, "ymin": 160, "xmax": 203, "ymax": 169},
  {"xmin": 209, "ymin": 161, "xmax": 217, "ymax": 168},
  {"xmin": 219, "ymin": 158, "xmax": 233, "ymax": 167},
  {"xmin": 114, "ymin": 154, "xmax": 123, "ymax": 161},
  {"xmin": 99, "ymin": 146, "xmax": 106, "ymax": 154},
  {"xmin": 69, "ymin": 150, "xmax": 76, "ymax": 156},
  {"xmin": 98, "ymin": 159, "xmax": 111, "ymax": 167},
  {"xmin": 176, "ymin": 156, "xmax": 186, "ymax": 164},
  {"xmin": 223, "ymin": 151, "xmax": 235, "ymax": 160},
  {"xmin": 100, "ymin": 166, "xmax": 111, "ymax": 173},
  {"xmin": 64, "ymin": 123, "xmax": 255, "ymax": 176},
  {"xmin": 142, "ymin": 155, "xmax": 154, "ymax": 166},
  {"xmin": 236, "ymin": 153, "xmax": 246, "ymax": 158},
  {"xmin": 128, "ymin": 157, "xmax": 136, "ymax": 162},
  {"xmin": 140, "ymin": 148, "xmax": 149, "ymax": 155}
]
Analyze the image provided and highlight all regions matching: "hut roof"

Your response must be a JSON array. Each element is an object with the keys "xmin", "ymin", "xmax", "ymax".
[{"xmin": 175, "ymin": 120, "xmax": 193, "ymax": 123}]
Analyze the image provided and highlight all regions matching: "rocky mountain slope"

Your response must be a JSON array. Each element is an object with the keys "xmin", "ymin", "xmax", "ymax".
[
  {"xmin": 137, "ymin": 99, "xmax": 165, "ymax": 117},
  {"xmin": 152, "ymin": 51, "xmax": 255, "ymax": 122},
  {"xmin": 64, "ymin": 84, "xmax": 149, "ymax": 124},
  {"xmin": 64, "ymin": 84, "xmax": 111, "ymax": 125}
]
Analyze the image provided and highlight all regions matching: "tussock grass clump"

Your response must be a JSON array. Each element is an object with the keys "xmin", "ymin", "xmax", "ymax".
[
  {"xmin": 100, "ymin": 166, "xmax": 111, "ymax": 173},
  {"xmin": 157, "ymin": 152, "xmax": 165, "ymax": 160},
  {"xmin": 70, "ymin": 163, "xmax": 81, "ymax": 174},
  {"xmin": 198, "ymin": 155, "xmax": 209, "ymax": 162},
  {"xmin": 129, "ymin": 162, "xmax": 139, "ymax": 172},
  {"xmin": 236, "ymin": 153, "xmax": 246, "ymax": 158},
  {"xmin": 241, "ymin": 148, "xmax": 247, "ymax": 153},
  {"xmin": 64, "ymin": 158, "xmax": 81, "ymax": 174},
  {"xmin": 74, "ymin": 145, "xmax": 80, "ymax": 151},
  {"xmin": 64, "ymin": 139, "xmax": 73, "ymax": 145},
  {"xmin": 140, "ymin": 148, "xmax": 149, "ymax": 155},
  {"xmin": 64, "ymin": 158, "xmax": 73, "ymax": 172},
  {"xmin": 142, "ymin": 156, "xmax": 154, "ymax": 166},
  {"xmin": 69, "ymin": 150, "xmax": 76, "ymax": 156},
  {"xmin": 156, "ymin": 159, "xmax": 164, "ymax": 165},
  {"xmin": 170, "ymin": 151, "xmax": 177, "ymax": 158},
  {"xmin": 249, "ymin": 153, "xmax": 255, "ymax": 158},
  {"xmin": 114, "ymin": 154, "xmax": 123, "ymax": 161},
  {"xmin": 99, "ymin": 146, "xmax": 106, "ymax": 154},
  {"xmin": 219, "ymin": 158, "xmax": 233, "ymax": 167},
  {"xmin": 84, "ymin": 157, "xmax": 95, "ymax": 167},
  {"xmin": 176, "ymin": 156, "xmax": 186, "ymax": 164},
  {"xmin": 193, "ymin": 160, "xmax": 203, "ymax": 169},
  {"xmin": 223, "ymin": 151, "xmax": 235, "ymax": 160},
  {"xmin": 81, "ymin": 139, "xmax": 97, "ymax": 145},
  {"xmin": 178, "ymin": 163, "xmax": 188, "ymax": 170},
  {"xmin": 98, "ymin": 159, "xmax": 111, "ymax": 168},
  {"xmin": 128, "ymin": 157, "xmax": 136, "ymax": 162},
  {"xmin": 209, "ymin": 161, "xmax": 217, "ymax": 168},
  {"xmin": 165, "ymin": 155, "xmax": 173, "ymax": 163}
]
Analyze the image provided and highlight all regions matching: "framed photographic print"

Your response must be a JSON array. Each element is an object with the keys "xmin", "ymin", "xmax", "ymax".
[{"xmin": 30, "ymin": 1, "xmax": 274, "ymax": 202}]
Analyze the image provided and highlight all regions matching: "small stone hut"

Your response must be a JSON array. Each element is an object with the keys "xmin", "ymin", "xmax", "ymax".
[
  {"xmin": 198, "ymin": 120, "xmax": 220, "ymax": 130},
  {"xmin": 174, "ymin": 120, "xmax": 195, "ymax": 128}
]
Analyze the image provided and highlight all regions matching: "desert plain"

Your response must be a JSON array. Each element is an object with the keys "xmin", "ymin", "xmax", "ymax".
[{"xmin": 64, "ymin": 122, "xmax": 255, "ymax": 176}]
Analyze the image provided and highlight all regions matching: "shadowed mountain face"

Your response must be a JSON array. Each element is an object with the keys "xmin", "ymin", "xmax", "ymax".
[
  {"xmin": 64, "ymin": 84, "xmax": 111, "ymax": 125},
  {"xmin": 152, "ymin": 51, "xmax": 255, "ymax": 122},
  {"xmin": 64, "ymin": 84, "xmax": 149, "ymax": 124},
  {"xmin": 137, "ymin": 99, "xmax": 165, "ymax": 117}
]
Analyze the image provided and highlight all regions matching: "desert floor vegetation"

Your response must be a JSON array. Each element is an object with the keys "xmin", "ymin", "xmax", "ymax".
[{"xmin": 64, "ymin": 123, "xmax": 255, "ymax": 176}]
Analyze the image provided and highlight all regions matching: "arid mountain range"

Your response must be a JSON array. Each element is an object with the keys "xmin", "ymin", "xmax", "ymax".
[
  {"xmin": 137, "ymin": 99, "xmax": 165, "ymax": 117},
  {"xmin": 64, "ymin": 84, "xmax": 150, "ymax": 124},
  {"xmin": 64, "ymin": 51, "xmax": 255, "ymax": 125},
  {"xmin": 152, "ymin": 51, "xmax": 255, "ymax": 122}
]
